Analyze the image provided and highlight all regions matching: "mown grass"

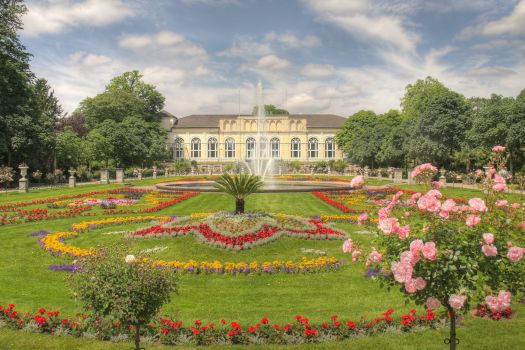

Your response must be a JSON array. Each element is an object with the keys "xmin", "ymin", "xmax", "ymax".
[{"xmin": 0, "ymin": 182, "xmax": 523, "ymax": 349}]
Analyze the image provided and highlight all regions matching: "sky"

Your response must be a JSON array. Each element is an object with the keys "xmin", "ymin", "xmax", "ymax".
[{"xmin": 20, "ymin": 0, "xmax": 525, "ymax": 117}]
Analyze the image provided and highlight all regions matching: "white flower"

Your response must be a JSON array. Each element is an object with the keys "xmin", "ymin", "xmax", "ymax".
[{"xmin": 125, "ymin": 254, "xmax": 136, "ymax": 264}]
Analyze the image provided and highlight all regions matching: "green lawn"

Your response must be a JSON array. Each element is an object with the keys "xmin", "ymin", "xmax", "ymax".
[{"xmin": 0, "ymin": 183, "xmax": 523, "ymax": 349}]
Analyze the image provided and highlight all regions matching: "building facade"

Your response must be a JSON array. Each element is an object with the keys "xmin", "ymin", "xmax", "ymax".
[{"xmin": 160, "ymin": 112, "xmax": 345, "ymax": 171}]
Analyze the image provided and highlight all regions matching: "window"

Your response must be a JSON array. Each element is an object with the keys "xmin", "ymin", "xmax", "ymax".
[
  {"xmin": 259, "ymin": 137, "xmax": 268, "ymax": 158},
  {"xmin": 173, "ymin": 138, "xmax": 184, "ymax": 159},
  {"xmin": 325, "ymin": 138, "xmax": 335, "ymax": 158},
  {"xmin": 191, "ymin": 138, "xmax": 201, "ymax": 158},
  {"xmin": 207, "ymin": 138, "xmax": 217, "ymax": 158},
  {"xmin": 225, "ymin": 138, "xmax": 235, "ymax": 158},
  {"xmin": 308, "ymin": 137, "xmax": 318, "ymax": 158},
  {"xmin": 246, "ymin": 137, "xmax": 256, "ymax": 159},
  {"xmin": 270, "ymin": 137, "xmax": 280, "ymax": 158},
  {"xmin": 291, "ymin": 137, "xmax": 301, "ymax": 158}
]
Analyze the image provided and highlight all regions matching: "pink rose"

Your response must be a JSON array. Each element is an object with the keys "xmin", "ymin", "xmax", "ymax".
[
  {"xmin": 342, "ymin": 238, "xmax": 353, "ymax": 253},
  {"xmin": 441, "ymin": 199, "xmax": 457, "ymax": 212},
  {"xmin": 512, "ymin": 203, "xmax": 521, "ymax": 209},
  {"xmin": 482, "ymin": 244, "xmax": 498, "ymax": 257},
  {"xmin": 492, "ymin": 145, "xmax": 506, "ymax": 152},
  {"xmin": 378, "ymin": 207, "xmax": 392, "ymax": 220},
  {"xmin": 368, "ymin": 248, "xmax": 382, "ymax": 263},
  {"xmin": 486, "ymin": 291, "xmax": 511, "ymax": 312},
  {"xmin": 409, "ymin": 239, "xmax": 424, "ymax": 255},
  {"xmin": 350, "ymin": 175, "xmax": 365, "ymax": 188},
  {"xmin": 493, "ymin": 183, "xmax": 506, "ymax": 191},
  {"xmin": 475, "ymin": 169, "xmax": 484, "ymax": 177},
  {"xmin": 403, "ymin": 211, "xmax": 411, "ymax": 217},
  {"xmin": 357, "ymin": 212, "xmax": 369, "ymax": 225},
  {"xmin": 426, "ymin": 297, "xmax": 441, "ymax": 309},
  {"xmin": 432, "ymin": 181, "xmax": 444, "ymax": 189},
  {"xmin": 391, "ymin": 261, "xmax": 413, "ymax": 283},
  {"xmin": 519, "ymin": 221, "xmax": 525, "ymax": 230},
  {"xmin": 351, "ymin": 249, "xmax": 361, "ymax": 262},
  {"xmin": 507, "ymin": 246, "xmax": 524, "ymax": 262},
  {"xmin": 448, "ymin": 294, "xmax": 467, "ymax": 309},
  {"xmin": 378, "ymin": 217, "xmax": 398, "ymax": 235},
  {"xmin": 400, "ymin": 250, "xmax": 419, "ymax": 265},
  {"xmin": 427, "ymin": 189, "xmax": 443, "ymax": 198},
  {"xmin": 414, "ymin": 277, "xmax": 426, "ymax": 290},
  {"xmin": 495, "ymin": 200, "xmax": 508, "ymax": 207},
  {"xmin": 468, "ymin": 198, "xmax": 487, "ymax": 212},
  {"xmin": 417, "ymin": 195, "xmax": 441, "ymax": 213},
  {"xmin": 483, "ymin": 233, "xmax": 494, "ymax": 245},
  {"xmin": 422, "ymin": 242, "xmax": 437, "ymax": 260},
  {"xmin": 409, "ymin": 193, "xmax": 422, "ymax": 204},
  {"xmin": 404, "ymin": 278, "xmax": 418, "ymax": 293},
  {"xmin": 466, "ymin": 215, "xmax": 481, "ymax": 227},
  {"xmin": 397, "ymin": 225, "xmax": 410, "ymax": 239},
  {"xmin": 439, "ymin": 210, "xmax": 449, "ymax": 219}
]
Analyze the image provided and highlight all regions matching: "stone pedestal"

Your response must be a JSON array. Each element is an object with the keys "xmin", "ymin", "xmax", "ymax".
[
  {"xmin": 137, "ymin": 169, "xmax": 143, "ymax": 181},
  {"xmin": 393, "ymin": 169, "xmax": 403, "ymax": 182},
  {"xmin": 69, "ymin": 175, "xmax": 76, "ymax": 188},
  {"xmin": 19, "ymin": 166, "xmax": 29, "ymax": 193},
  {"xmin": 153, "ymin": 166, "xmax": 157, "ymax": 179},
  {"xmin": 439, "ymin": 169, "xmax": 447, "ymax": 185},
  {"xmin": 100, "ymin": 169, "xmax": 110, "ymax": 184},
  {"xmin": 278, "ymin": 166, "xmax": 282, "ymax": 176},
  {"xmin": 115, "ymin": 168, "xmax": 124, "ymax": 184},
  {"xmin": 164, "ymin": 168, "xmax": 169, "ymax": 177},
  {"xmin": 328, "ymin": 167, "xmax": 331, "ymax": 174}
]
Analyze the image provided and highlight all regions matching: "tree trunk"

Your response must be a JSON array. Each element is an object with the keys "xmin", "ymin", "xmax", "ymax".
[
  {"xmin": 447, "ymin": 308, "xmax": 458, "ymax": 350},
  {"xmin": 134, "ymin": 324, "xmax": 141, "ymax": 350},
  {"xmin": 235, "ymin": 198, "xmax": 244, "ymax": 214}
]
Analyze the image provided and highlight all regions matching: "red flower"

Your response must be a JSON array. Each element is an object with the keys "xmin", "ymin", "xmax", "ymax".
[
  {"xmin": 284, "ymin": 324, "xmax": 292, "ymax": 331},
  {"xmin": 273, "ymin": 324, "xmax": 280, "ymax": 329},
  {"xmin": 261, "ymin": 317, "xmax": 269, "ymax": 324},
  {"xmin": 295, "ymin": 314, "xmax": 302, "ymax": 321},
  {"xmin": 161, "ymin": 328, "xmax": 168, "ymax": 334},
  {"xmin": 227, "ymin": 330, "xmax": 238, "ymax": 337},
  {"xmin": 221, "ymin": 319, "xmax": 226, "ymax": 324},
  {"xmin": 8, "ymin": 304, "xmax": 14, "ymax": 309},
  {"xmin": 230, "ymin": 321, "xmax": 241, "ymax": 330},
  {"xmin": 347, "ymin": 320, "xmax": 355, "ymax": 330},
  {"xmin": 193, "ymin": 329, "xmax": 200, "ymax": 335},
  {"xmin": 249, "ymin": 326, "xmax": 257, "ymax": 333}
]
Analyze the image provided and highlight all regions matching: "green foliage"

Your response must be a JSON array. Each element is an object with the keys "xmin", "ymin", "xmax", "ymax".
[
  {"xmin": 171, "ymin": 159, "xmax": 192, "ymax": 173},
  {"xmin": 252, "ymin": 104, "xmax": 289, "ymax": 115},
  {"xmin": 214, "ymin": 173, "xmax": 264, "ymax": 214},
  {"xmin": 70, "ymin": 245, "xmax": 177, "ymax": 349},
  {"xmin": 55, "ymin": 127, "xmax": 85, "ymax": 169}
]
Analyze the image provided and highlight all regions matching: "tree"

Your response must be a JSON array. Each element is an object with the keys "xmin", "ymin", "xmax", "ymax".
[
  {"xmin": 252, "ymin": 104, "xmax": 289, "ymax": 115},
  {"xmin": 214, "ymin": 173, "xmax": 264, "ymax": 214},
  {"xmin": 401, "ymin": 76, "xmax": 451, "ymax": 121},
  {"xmin": 55, "ymin": 112, "xmax": 88, "ymax": 137},
  {"xmin": 55, "ymin": 127, "xmax": 84, "ymax": 169},
  {"xmin": 78, "ymin": 70, "xmax": 165, "ymax": 128}
]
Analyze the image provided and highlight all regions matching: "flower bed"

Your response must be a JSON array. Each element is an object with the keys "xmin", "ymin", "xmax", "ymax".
[
  {"xmin": 0, "ymin": 303, "xmax": 444, "ymax": 346},
  {"xmin": 0, "ymin": 189, "xmax": 197, "ymax": 225},
  {"xmin": 131, "ymin": 212, "xmax": 347, "ymax": 250}
]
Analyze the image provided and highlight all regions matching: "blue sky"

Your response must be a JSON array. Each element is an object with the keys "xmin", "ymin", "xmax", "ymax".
[{"xmin": 21, "ymin": 0, "xmax": 525, "ymax": 116}]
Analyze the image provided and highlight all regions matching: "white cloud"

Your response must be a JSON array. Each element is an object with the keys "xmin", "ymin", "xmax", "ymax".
[
  {"xmin": 255, "ymin": 55, "xmax": 291, "ymax": 71},
  {"xmin": 301, "ymin": 64, "xmax": 335, "ymax": 77},
  {"xmin": 264, "ymin": 32, "xmax": 320, "ymax": 48},
  {"xmin": 119, "ymin": 31, "xmax": 185, "ymax": 49},
  {"xmin": 23, "ymin": 0, "xmax": 134, "ymax": 37},
  {"xmin": 301, "ymin": 0, "xmax": 419, "ymax": 53},
  {"xmin": 469, "ymin": 66, "xmax": 517, "ymax": 77},
  {"xmin": 217, "ymin": 37, "xmax": 272, "ymax": 57},
  {"xmin": 68, "ymin": 52, "xmax": 112, "ymax": 66},
  {"xmin": 460, "ymin": 0, "xmax": 525, "ymax": 38}
]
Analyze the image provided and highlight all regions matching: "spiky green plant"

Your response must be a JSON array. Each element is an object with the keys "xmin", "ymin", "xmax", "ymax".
[{"xmin": 213, "ymin": 173, "xmax": 264, "ymax": 214}]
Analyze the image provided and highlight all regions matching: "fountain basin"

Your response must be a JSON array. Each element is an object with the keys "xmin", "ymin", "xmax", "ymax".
[{"xmin": 156, "ymin": 180, "xmax": 355, "ymax": 193}]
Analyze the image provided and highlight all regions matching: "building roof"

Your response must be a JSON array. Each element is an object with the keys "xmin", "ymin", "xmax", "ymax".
[{"xmin": 175, "ymin": 114, "xmax": 346, "ymax": 128}]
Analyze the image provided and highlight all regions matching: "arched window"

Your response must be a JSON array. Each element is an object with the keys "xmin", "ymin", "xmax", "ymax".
[
  {"xmin": 291, "ymin": 137, "xmax": 301, "ymax": 158},
  {"xmin": 173, "ymin": 138, "xmax": 184, "ymax": 159},
  {"xmin": 207, "ymin": 137, "xmax": 217, "ymax": 158},
  {"xmin": 191, "ymin": 138, "xmax": 201, "ymax": 158},
  {"xmin": 325, "ymin": 138, "xmax": 335, "ymax": 158},
  {"xmin": 225, "ymin": 138, "xmax": 235, "ymax": 158},
  {"xmin": 308, "ymin": 137, "xmax": 318, "ymax": 158},
  {"xmin": 270, "ymin": 137, "xmax": 280, "ymax": 158},
  {"xmin": 259, "ymin": 137, "xmax": 268, "ymax": 158},
  {"xmin": 246, "ymin": 137, "xmax": 256, "ymax": 159}
]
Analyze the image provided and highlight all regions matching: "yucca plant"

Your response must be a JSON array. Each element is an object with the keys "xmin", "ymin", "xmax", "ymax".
[{"xmin": 213, "ymin": 173, "xmax": 264, "ymax": 214}]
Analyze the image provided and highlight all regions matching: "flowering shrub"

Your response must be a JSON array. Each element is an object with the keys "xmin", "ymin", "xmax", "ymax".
[
  {"xmin": 411, "ymin": 163, "xmax": 438, "ymax": 189},
  {"xmin": 349, "ymin": 152, "xmax": 525, "ymax": 349},
  {"xmin": 0, "ymin": 303, "xmax": 441, "ymax": 346},
  {"xmin": 69, "ymin": 246, "xmax": 178, "ymax": 350}
]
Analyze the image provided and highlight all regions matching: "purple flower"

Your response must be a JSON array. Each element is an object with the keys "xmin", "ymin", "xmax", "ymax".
[
  {"xmin": 28, "ymin": 230, "xmax": 50, "ymax": 237},
  {"xmin": 49, "ymin": 264, "xmax": 80, "ymax": 272}
]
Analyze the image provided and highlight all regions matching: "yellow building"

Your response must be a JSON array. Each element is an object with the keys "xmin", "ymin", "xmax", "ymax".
[{"xmin": 161, "ymin": 112, "xmax": 345, "ymax": 171}]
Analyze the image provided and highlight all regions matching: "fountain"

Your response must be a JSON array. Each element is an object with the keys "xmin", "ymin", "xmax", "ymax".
[{"xmin": 241, "ymin": 81, "xmax": 275, "ymax": 181}]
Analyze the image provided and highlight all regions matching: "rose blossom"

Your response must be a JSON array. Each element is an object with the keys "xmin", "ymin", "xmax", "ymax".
[
  {"xmin": 342, "ymin": 238, "xmax": 353, "ymax": 253},
  {"xmin": 409, "ymin": 239, "xmax": 424, "ymax": 255},
  {"xmin": 414, "ymin": 277, "xmax": 426, "ymax": 290},
  {"xmin": 378, "ymin": 217, "xmax": 399, "ymax": 234},
  {"xmin": 404, "ymin": 278, "xmax": 418, "ymax": 293},
  {"xmin": 368, "ymin": 248, "xmax": 382, "ymax": 263},
  {"xmin": 357, "ymin": 212, "xmax": 369, "ymax": 225},
  {"xmin": 403, "ymin": 211, "xmax": 411, "ymax": 217},
  {"xmin": 482, "ymin": 244, "xmax": 498, "ymax": 257},
  {"xmin": 350, "ymin": 175, "xmax": 365, "ymax": 188},
  {"xmin": 432, "ymin": 181, "xmax": 444, "ymax": 189},
  {"xmin": 441, "ymin": 199, "xmax": 457, "ymax": 212},
  {"xmin": 486, "ymin": 291, "xmax": 511, "ymax": 312},
  {"xmin": 409, "ymin": 193, "xmax": 422, "ymax": 204},
  {"xmin": 422, "ymin": 242, "xmax": 437, "ymax": 260},
  {"xmin": 391, "ymin": 261, "xmax": 413, "ymax": 283},
  {"xmin": 400, "ymin": 250, "xmax": 419, "ymax": 265},
  {"xmin": 492, "ymin": 145, "xmax": 506, "ymax": 152},
  {"xmin": 468, "ymin": 198, "xmax": 487, "ymax": 212},
  {"xmin": 495, "ymin": 200, "xmax": 508, "ymax": 207},
  {"xmin": 427, "ymin": 189, "xmax": 443, "ymax": 198},
  {"xmin": 466, "ymin": 215, "xmax": 481, "ymax": 227},
  {"xmin": 378, "ymin": 207, "xmax": 392, "ymax": 220},
  {"xmin": 511, "ymin": 203, "xmax": 521, "ymax": 209},
  {"xmin": 417, "ymin": 195, "xmax": 441, "ymax": 212},
  {"xmin": 507, "ymin": 246, "xmax": 524, "ymax": 262},
  {"xmin": 483, "ymin": 233, "xmax": 494, "ymax": 245},
  {"xmin": 426, "ymin": 297, "xmax": 441, "ymax": 309},
  {"xmin": 493, "ymin": 183, "xmax": 507, "ymax": 191},
  {"xmin": 125, "ymin": 254, "xmax": 136, "ymax": 264},
  {"xmin": 397, "ymin": 225, "xmax": 410, "ymax": 239},
  {"xmin": 448, "ymin": 294, "xmax": 467, "ymax": 309},
  {"xmin": 351, "ymin": 249, "xmax": 361, "ymax": 262}
]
